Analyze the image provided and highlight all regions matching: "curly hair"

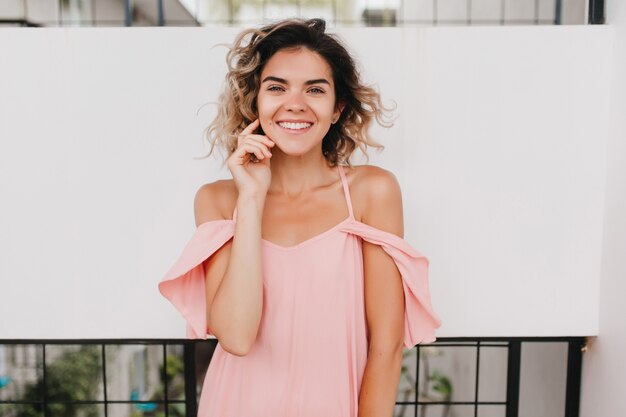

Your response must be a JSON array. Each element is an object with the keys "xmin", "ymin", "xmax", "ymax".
[{"xmin": 199, "ymin": 17, "xmax": 396, "ymax": 167}]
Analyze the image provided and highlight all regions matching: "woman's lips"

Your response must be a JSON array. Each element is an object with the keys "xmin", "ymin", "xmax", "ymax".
[{"xmin": 276, "ymin": 122, "xmax": 313, "ymax": 134}]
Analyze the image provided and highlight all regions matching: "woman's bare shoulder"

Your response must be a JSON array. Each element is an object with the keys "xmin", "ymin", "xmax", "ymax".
[
  {"xmin": 347, "ymin": 164, "xmax": 403, "ymax": 235},
  {"xmin": 347, "ymin": 164, "xmax": 401, "ymax": 200},
  {"xmin": 194, "ymin": 179, "xmax": 238, "ymax": 226},
  {"xmin": 348, "ymin": 164, "xmax": 397, "ymax": 182}
]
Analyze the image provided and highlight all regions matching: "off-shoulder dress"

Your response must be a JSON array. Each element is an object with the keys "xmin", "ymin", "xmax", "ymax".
[{"xmin": 158, "ymin": 164, "xmax": 441, "ymax": 417}]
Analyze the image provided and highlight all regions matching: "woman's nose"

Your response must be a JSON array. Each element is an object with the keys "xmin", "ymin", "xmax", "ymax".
[{"xmin": 284, "ymin": 92, "xmax": 307, "ymax": 112}]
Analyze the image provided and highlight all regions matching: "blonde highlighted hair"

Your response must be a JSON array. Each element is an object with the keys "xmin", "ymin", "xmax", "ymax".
[{"xmin": 200, "ymin": 17, "xmax": 396, "ymax": 167}]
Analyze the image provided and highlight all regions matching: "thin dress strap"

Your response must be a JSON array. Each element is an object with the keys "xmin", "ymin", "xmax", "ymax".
[{"xmin": 337, "ymin": 165, "xmax": 355, "ymax": 219}]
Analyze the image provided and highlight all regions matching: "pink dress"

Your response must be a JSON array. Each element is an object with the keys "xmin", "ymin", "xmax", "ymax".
[{"xmin": 158, "ymin": 164, "xmax": 441, "ymax": 417}]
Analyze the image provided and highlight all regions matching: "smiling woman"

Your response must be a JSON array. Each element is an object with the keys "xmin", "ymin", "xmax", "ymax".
[{"xmin": 157, "ymin": 17, "xmax": 441, "ymax": 417}]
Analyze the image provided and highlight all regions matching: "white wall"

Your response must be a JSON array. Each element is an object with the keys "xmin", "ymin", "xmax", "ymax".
[
  {"xmin": 579, "ymin": 0, "xmax": 626, "ymax": 416},
  {"xmin": 0, "ymin": 25, "xmax": 610, "ymax": 339}
]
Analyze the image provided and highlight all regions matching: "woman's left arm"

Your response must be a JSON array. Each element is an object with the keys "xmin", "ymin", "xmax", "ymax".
[{"xmin": 358, "ymin": 168, "xmax": 406, "ymax": 417}]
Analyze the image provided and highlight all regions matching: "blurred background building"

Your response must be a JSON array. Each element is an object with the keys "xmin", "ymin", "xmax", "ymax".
[{"xmin": 0, "ymin": 0, "xmax": 593, "ymax": 27}]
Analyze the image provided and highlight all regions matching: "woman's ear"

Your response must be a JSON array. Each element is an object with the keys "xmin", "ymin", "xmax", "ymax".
[{"xmin": 333, "ymin": 100, "xmax": 346, "ymax": 123}]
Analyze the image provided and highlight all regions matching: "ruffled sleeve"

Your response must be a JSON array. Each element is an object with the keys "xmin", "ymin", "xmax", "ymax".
[
  {"xmin": 341, "ymin": 221, "xmax": 442, "ymax": 349},
  {"xmin": 158, "ymin": 220, "xmax": 235, "ymax": 339}
]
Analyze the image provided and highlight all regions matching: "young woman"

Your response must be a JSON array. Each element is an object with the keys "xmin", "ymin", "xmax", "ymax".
[{"xmin": 159, "ymin": 17, "xmax": 441, "ymax": 417}]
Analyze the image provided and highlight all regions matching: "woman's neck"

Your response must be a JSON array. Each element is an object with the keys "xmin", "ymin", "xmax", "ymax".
[{"xmin": 268, "ymin": 151, "xmax": 335, "ymax": 196}]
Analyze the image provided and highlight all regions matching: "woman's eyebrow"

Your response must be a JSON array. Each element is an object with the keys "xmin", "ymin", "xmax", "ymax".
[{"xmin": 261, "ymin": 76, "xmax": 330, "ymax": 86}]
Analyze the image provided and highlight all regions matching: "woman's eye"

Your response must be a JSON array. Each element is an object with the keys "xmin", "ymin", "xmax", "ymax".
[
  {"xmin": 267, "ymin": 85, "xmax": 284, "ymax": 92},
  {"xmin": 308, "ymin": 87, "xmax": 325, "ymax": 94}
]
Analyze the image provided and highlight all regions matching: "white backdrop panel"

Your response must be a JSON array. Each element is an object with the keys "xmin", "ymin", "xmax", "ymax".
[{"xmin": 0, "ymin": 25, "xmax": 610, "ymax": 338}]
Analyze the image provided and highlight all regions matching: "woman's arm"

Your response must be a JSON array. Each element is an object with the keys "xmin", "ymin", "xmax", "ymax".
[
  {"xmin": 195, "ymin": 182, "xmax": 266, "ymax": 356},
  {"xmin": 358, "ymin": 167, "xmax": 406, "ymax": 417}
]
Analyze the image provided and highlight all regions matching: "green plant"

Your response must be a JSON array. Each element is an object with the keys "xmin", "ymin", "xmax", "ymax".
[
  {"xmin": 395, "ymin": 346, "xmax": 454, "ymax": 417},
  {"xmin": 132, "ymin": 352, "xmax": 186, "ymax": 417},
  {"xmin": 14, "ymin": 346, "xmax": 102, "ymax": 417}
]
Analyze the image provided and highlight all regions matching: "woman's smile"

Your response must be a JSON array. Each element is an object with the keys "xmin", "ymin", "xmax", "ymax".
[{"xmin": 276, "ymin": 120, "xmax": 314, "ymax": 134}]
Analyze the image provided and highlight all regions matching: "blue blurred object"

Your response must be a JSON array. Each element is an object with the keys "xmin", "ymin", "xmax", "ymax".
[
  {"xmin": 130, "ymin": 388, "xmax": 158, "ymax": 412},
  {"xmin": 0, "ymin": 375, "xmax": 12, "ymax": 389}
]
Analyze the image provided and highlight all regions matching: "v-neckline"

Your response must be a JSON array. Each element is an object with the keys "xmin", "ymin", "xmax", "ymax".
[
  {"xmin": 195, "ymin": 216, "xmax": 357, "ymax": 251},
  {"xmin": 260, "ymin": 216, "xmax": 354, "ymax": 251}
]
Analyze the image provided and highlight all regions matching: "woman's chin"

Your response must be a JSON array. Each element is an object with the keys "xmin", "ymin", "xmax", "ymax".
[{"xmin": 271, "ymin": 142, "xmax": 315, "ymax": 157}]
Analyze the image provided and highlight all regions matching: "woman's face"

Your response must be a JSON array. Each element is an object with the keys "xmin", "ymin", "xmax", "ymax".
[{"xmin": 256, "ymin": 47, "xmax": 343, "ymax": 157}]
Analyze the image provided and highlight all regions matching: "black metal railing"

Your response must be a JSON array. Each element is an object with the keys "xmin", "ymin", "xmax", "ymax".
[
  {"xmin": 0, "ymin": 340, "xmax": 194, "ymax": 417},
  {"xmin": 0, "ymin": 336, "xmax": 586, "ymax": 417}
]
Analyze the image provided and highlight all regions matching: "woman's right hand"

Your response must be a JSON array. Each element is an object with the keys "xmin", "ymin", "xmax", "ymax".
[{"xmin": 227, "ymin": 119, "xmax": 275, "ymax": 197}]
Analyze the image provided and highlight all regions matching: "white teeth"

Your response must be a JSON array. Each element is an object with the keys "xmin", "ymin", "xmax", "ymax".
[{"xmin": 278, "ymin": 121, "xmax": 312, "ymax": 130}]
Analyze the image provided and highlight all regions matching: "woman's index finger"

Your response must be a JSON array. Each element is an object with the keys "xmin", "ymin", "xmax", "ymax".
[{"xmin": 240, "ymin": 119, "xmax": 260, "ymax": 136}]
